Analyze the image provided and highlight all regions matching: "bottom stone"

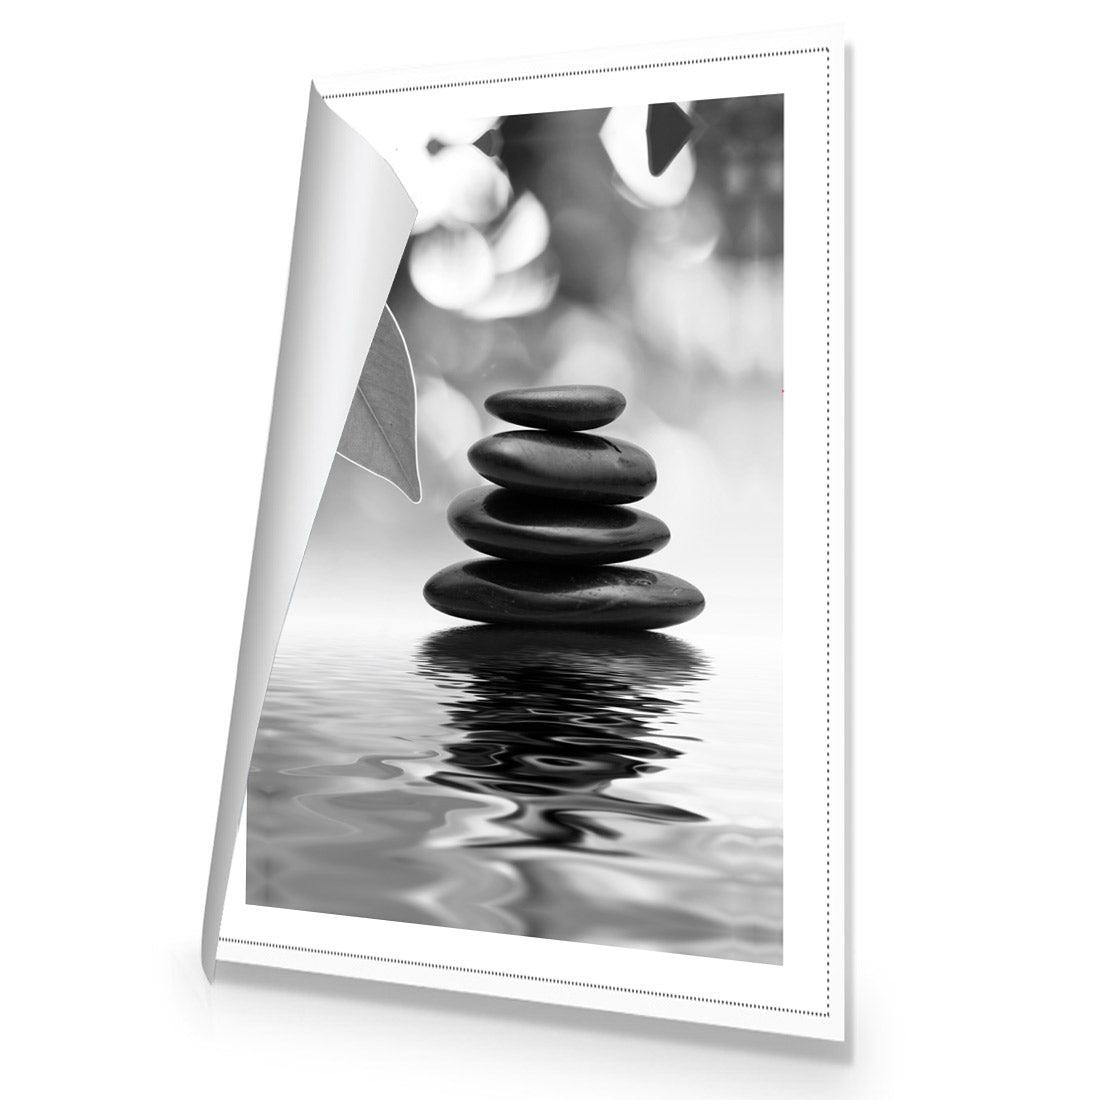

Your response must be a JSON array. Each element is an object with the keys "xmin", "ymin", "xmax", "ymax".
[{"xmin": 423, "ymin": 559, "xmax": 705, "ymax": 630}]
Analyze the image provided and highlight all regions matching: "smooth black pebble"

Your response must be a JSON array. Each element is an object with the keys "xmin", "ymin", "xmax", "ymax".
[
  {"xmin": 423, "ymin": 560, "xmax": 705, "ymax": 630},
  {"xmin": 468, "ymin": 431, "xmax": 656, "ymax": 504},
  {"xmin": 484, "ymin": 384, "xmax": 626, "ymax": 431},
  {"xmin": 447, "ymin": 486, "xmax": 670, "ymax": 564}
]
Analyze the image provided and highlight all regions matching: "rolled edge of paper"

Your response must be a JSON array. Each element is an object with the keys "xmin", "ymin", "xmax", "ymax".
[{"xmin": 200, "ymin": 83, "xmax": 416, "ymax": 980}]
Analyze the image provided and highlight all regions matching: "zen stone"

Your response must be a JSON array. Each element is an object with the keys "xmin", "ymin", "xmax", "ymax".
[
  {"xmin": 468, "ymin": 431, "xmax": 657, "ymax": 504},
  {"xmin": 423, "ymin": 560, "xmax": 705, "ymax": 630},
  {"xmin": 447, "ymin": 486, "xmax": 670, "ymax": 564},
  {"xmin": 484, "ymin": 385, "xmax": 626, "ymax": 431}
]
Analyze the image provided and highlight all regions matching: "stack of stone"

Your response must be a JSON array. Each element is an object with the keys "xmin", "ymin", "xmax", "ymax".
[{"xmin": 423, "ymin": 385, "xmax": 705, "ymax": 631}]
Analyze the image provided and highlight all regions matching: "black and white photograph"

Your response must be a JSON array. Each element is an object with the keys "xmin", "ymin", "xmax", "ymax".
[
  {"xmin": 15, "ymin": 4, "xmax": 1100, "ymax": 1093},
  {"xmin": 245, "ymin": 93, "xmax": 786, "ymax": 964}
]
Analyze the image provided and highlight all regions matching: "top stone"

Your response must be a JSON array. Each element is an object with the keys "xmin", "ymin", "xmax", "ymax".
[{"xmin": 484, "ymin": 385, "xmax": 627, "ymax": 431}]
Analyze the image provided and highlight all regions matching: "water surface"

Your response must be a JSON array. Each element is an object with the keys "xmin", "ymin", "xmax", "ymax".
[{"xmin": 248, "ymin": 624, "xmax": 781, "ymax": 963}]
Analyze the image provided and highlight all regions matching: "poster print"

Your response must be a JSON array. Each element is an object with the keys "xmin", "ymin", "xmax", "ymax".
[{"xmin": 207, "ymin": 29, "xmax": 843, "ymax": 1039}]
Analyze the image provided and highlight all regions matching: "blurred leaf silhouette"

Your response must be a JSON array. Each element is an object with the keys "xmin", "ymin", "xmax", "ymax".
[
  {"xmin": 337, "ymin": 304, "xmax": 422, "ymax": 502},
  {"xmin": 646, "ymin": 102, "xmax": 697, "ymax": 176}
]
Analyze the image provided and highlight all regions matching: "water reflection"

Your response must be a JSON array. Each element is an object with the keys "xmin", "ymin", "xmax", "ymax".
[
  {"xmin": 248, "ymin": 626, "xmax": 782, "ymax": 961},
  {"xmin": 417, "ymin": 627, "xmax": 710, "ymax": 851}
]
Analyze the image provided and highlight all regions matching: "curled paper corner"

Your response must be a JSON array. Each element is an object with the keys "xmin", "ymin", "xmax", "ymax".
[
  {"xmin": 201, "ymin": 80, "xmax": 417, "ymax": 982},
  {"xmin": 336, "ymin": 303, "xmax": 422, "ymax": 503}
]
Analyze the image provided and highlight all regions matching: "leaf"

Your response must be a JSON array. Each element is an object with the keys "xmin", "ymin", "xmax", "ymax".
[
  {"xmin": 336, "ymin": 304, "xmax": 422, "ymax": 503},
  {"xmin": 645, "ymin": 103, "xmax": 695, "ymax": 177}
]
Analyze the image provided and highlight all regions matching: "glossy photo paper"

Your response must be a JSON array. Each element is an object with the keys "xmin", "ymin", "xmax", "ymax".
[{"xmin": 205, "ymin": 26, "xmax": 844, "ymax": 1039}]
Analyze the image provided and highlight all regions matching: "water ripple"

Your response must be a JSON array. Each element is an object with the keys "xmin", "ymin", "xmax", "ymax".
[{"xmin": 248, "ymin": 625, "xmax": 782, "ymax": 962}]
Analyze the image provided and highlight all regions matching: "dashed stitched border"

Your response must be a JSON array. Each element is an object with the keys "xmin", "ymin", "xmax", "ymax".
[
  {"xmin": 323, "ymin": 47, "xmax": 827, "ymax": 99},
  {"xmin": 246, "ymin": 44, "xmax": 835, "ymax": 1021},
  {"xmin": 825, "ymin": 46, "xmax": 832, "ymax": 1015},
  {"xmin": 219, "ymin": 937, "xmax": 827, "ymax": 1017}
]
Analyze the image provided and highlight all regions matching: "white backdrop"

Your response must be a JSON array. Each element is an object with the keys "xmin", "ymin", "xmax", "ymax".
[{"xmin": 3, "ymin": 2, "xmax": 1098, "ymax": 1096}]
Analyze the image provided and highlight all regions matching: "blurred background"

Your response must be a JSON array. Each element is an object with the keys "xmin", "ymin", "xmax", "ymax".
[{"xmin": 294, "ymin": 93, "xmax": 783, "ymax": 635}]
